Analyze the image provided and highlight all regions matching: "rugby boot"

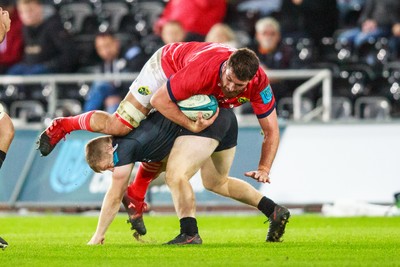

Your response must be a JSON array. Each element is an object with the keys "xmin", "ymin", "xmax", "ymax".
[
  {"xmin": 0, "ymin": 236, "xmax": 8, "ymax": 250},
  {"xmin": 37, "ymin": 118, "xmax": 69, "ymax": 156},
  {"xmin": 122, "ymin": 193, "xmax": 148, "ymax": 236},
  {"xmin": 266, "ymin": 205, "xmax": 290, "ymax": 242},
  {"xmin": 164, "ymin": 233, "xmax": 203, "ymax": 245}
]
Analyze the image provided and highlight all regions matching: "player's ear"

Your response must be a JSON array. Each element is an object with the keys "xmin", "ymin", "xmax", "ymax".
[{"xmin": 105, "ymin": 143, "xmax": 114, "ymax": 154}]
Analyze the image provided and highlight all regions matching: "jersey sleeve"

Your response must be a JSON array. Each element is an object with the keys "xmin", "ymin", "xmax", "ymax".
[
  {"xmin": 251, "ymin": 84, "xmax": 276, "ymax": 118},
  {"xmin": 249, "ymin": 69, "xmax": 277, "ymax": 118}
]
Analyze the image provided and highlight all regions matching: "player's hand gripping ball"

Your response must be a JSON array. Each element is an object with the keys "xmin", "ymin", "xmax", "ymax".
[{"xmin": 177, "ymin": 95, "xmax": 218, "ymax": 121}]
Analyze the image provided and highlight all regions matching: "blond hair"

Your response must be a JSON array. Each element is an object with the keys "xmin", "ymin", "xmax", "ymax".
[
  {"xmin": 255, "ymin": 17, "xmax": 280, "ymax": 33},
  {"xmin": 205, "ymin": 23, "xmax": 236, "ymax": 44},
  {"xmin": 85, "ymin": 135, "xmax": 112, "ymax": 173}
]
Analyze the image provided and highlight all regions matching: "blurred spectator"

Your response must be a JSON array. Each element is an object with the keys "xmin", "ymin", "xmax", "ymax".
[
  {"xmin": 153, "ymin": 0, "xmax": 226, "ymax": 38},
  {"xmin": 248, "ymin": 17, "xmax": 294, "ymax": 104},
  {"xmin": 278, "ymin": 0, "xmax": 338, "ymax": 45},
  {"xmin": 337, "ymin": 0, "xmax": 399, "ymax": 51},
  {"xmin": 161, "ymin": 20, "xmax": 186, "ymax": 44},
  {"xmin": 293, "ymin": 0, "xmax": 338, "ymax": 44},
  {"xmin": 140, "ymin": 20, "xmax": 204, "ymax": 56},
  {"xmin": 248, "ymin": 17, "xmax": 293, "ymax": 70},
  {"xmin": 276, "ymin": 0, "xmax": 306, "ymax": 40},
  {"xmin": 7, "ymin": 0, "xmax": 77, "ymax": 75},
  {"xmin": 336, "ymin": 0, "xmax": 366, "ymax": 28},
  {"xmin": 389, "ymin": 23, "xmax": 400, "ymax": 59},
  {"xmin": 0, "ymin": 0, "xmax": 23, "ymax": 74},
  {"xmin": 205, "ymin": 23, "xmax": 239, "ymax": 48},
  {"xmin": 83, "ymin": 31, "xmax": 147, "ymax": 113},
  {"xmin": 160, "ymin": 20, "xmax": 203, "ymax": 44}
]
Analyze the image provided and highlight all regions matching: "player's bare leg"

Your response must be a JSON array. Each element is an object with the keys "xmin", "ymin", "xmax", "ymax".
[
  {"xmin": 0, "ymin": 106, "xmax": 14, "ymax": 169},
  {"xmin": 201, "ymin": 148, "xmax": 290, "ymax": 242},
  {"xmin": 37, "ymin": 93, "xmax": 150, "ymax": 156},
  {"xmin": 164, "ymin": 136, "xmax": 218, "ymax": 245}
]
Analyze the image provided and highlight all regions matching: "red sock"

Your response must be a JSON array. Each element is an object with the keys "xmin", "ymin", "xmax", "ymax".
[
  {"xmin": 127, "ymin": 162, "xmax": 163, "ymax": 202},
  {"xmin": 60, "ymin": 111, "xmax": 95, "ymax": 133}
]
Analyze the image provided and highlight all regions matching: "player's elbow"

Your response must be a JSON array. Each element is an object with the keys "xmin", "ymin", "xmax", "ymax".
[{"xmin": 149, "ymin": 95, "xmax": 160, "ymax": 109}]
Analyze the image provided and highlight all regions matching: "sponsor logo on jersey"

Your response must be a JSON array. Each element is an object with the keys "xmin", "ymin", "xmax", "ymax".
[
  {"xmin": 138, "ymin": 86, "xmax": 151, "ymax": 95},
  {"xmin": 260, "ymin": 84, "xmax": 273, "ymax": 104},
  {"xmin": 237, "ymin": 97, "xmax": 250, "ymax": 104}
]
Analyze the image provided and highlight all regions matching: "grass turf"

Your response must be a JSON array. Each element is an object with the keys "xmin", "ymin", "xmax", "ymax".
[{"xmin": 1, "ymin": 214, "xmax": 399, "ymax": 266}]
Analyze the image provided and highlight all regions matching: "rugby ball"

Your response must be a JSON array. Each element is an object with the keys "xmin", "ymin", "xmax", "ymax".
[{"xmin": 177, "ymin": 95, "xmax": 218, "ymax": 121}]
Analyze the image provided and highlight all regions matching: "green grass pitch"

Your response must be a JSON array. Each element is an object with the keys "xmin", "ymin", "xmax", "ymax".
[{"xmin": 1, "ymin": 214, "xmax": 400, "ymax": 266}]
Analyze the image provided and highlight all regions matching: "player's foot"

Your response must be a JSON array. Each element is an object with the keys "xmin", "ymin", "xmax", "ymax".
[
  {"xmin": 164, "ymin": 233, "xmax": 203, "ymax": 245},
  {"xmin": 0, "ymin": 236, "xmax": 8, "ymax": 250},
  {"xmin": 37, "ymin": 118, "xmax": 70, "ymax": 156},
  {"xmin": 266, "ymin": 205, "xmax": 290, "ymax": 242},
  {"xmin": 122, "ymin": 193, "xmax": 148, "ymax": 236}
]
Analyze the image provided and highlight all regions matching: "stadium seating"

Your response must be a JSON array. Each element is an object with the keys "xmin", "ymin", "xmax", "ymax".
[
  {"xmin": 10, "ymin": 100, "xmax": 45, "ymax": 122},
  {"xmin": 276, "ymin": 97, "xmax": 314, "ymax": 120},
  {"xmin": 354, "ymin": 96, "xmax": 391, "ymax": 120},
  {"xmin": 2, "ymin": 0, "xmax": 400, "ymax": 121},
  {"xmin": 317, "ymin": 96, "xmax": 353, "ymax": 120}
]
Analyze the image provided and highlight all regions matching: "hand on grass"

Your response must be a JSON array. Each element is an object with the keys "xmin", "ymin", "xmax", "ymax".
[{"xmin": 87, "ymin": 235, "xmax": 105, "ymax": 245}]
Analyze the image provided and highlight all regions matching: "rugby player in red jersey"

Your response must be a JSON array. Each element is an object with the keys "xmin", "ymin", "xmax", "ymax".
[{"xmin": 37, "ymin": 42, "xmax": 282, "ymax": 243}]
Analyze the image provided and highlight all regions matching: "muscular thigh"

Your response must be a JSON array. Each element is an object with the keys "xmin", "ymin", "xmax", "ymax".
[
  {"xmin": 201, "ymin": 147, "xmax": 236, "ymax": 187},
  {"xmin": 166, "ymin": 135, "xmax": 219, "ymax": 180}
]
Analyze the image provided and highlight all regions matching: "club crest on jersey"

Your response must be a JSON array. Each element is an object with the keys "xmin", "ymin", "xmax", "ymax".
[
  {"xmin": 260, "ymin": 85, "xmax": 273, "ymax": 104},
  {"xmin": 138, "ymin": 86, "xmax": 151, "ymax": 96},
  {"xmin": 237, "ymin": 97, "xmax": 250, "ymax": 104}
]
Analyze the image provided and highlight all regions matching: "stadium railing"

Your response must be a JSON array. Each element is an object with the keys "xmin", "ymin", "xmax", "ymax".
[{"xmin": 0, "ymin": 69, "xmax": 333, "ymax": 125}]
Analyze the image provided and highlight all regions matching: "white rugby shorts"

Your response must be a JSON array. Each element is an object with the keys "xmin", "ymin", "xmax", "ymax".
[{"xmin": 128, "ymin": 47, "xmax": 168, "ymax": 109}]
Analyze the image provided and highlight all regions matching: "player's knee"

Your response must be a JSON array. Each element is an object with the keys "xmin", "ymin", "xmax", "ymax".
[
  {"xmin": 202, "ymin": 176, "xmax": 227, "ymax": 192},
  {"xmin": 104, "ymin": 115, "xmax": 132, "ymax": 136},
  {"xmin": 164, "ymin": 172, "xmax": 186, "ymax": 187}
]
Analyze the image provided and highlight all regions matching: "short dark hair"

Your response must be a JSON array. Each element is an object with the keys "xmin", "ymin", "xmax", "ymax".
[
  {"xmin": 95, "ymin": 29, "xmax": 116, "ymax": 39},
  {"xmin": 227, "ymin": 48, "xmax": 260, "ymax": 81}
]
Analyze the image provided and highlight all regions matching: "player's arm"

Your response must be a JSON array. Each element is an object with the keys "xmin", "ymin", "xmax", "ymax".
[
  {"xmin": 245, "ymin": 109, "xmax": 280, "ymax": 183},
  {"xmin": 88, "ymin": 163, "xmax": 133, "ymax": 245},
  {"xmin": 150, "ymin": 84, "xmax": 218, "ymax": 133}
]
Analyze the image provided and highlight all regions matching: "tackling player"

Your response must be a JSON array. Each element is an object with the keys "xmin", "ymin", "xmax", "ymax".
[
  {"xmin": 37, "ymin": 42, "xmax": 278, "ymax": 184},
  {"xmin": 86, "ymin": 109, "xmax": 289, "ymax": 245}
]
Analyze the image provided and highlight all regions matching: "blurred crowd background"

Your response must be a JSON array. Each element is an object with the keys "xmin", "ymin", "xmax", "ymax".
[{"xmin": 1, "ymin": 0, "xmax": 400, "ymax": 121}]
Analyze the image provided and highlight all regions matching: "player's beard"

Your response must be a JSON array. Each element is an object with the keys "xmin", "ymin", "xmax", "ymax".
[{"xmin": 222, "ymin": 86, "xmax": 244, "ymax": 98}]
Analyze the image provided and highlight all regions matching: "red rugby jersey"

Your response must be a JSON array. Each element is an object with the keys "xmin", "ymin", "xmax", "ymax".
[{"xmin": 161, "ymin": 42, "xmax": 276, "ymax": 118}]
